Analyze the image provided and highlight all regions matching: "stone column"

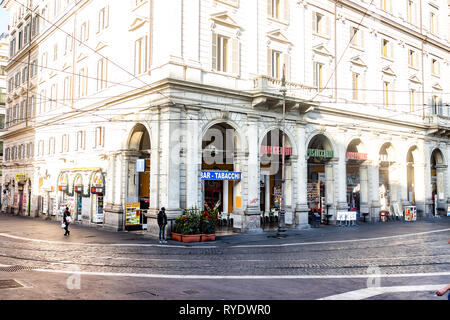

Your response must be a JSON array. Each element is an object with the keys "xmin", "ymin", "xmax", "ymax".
[
  {"xmin": 233, "ymin": 151, "xmax": 245, "ymax": 230},
  {"xmin": 185, "ymin": 106, "xmax": 201, "ymax": 209},
  {"xmin": 325, "ymin": 161, "xmax": 334, "ymax": 215},
  {"xmin": 413, "ymin": 163, "xmax": 426, "ymax": 216},
  {"xmin": 359, "ymin": 165, "xmax": 369, "ymax": 214},
  {"xmin": 242, "ymin": 115, "xmax": 262, "ymax": 233},
  {"xmin": 447, "ymin": 143, "xmax": 450, "ymax": 209},
  {"xmin": 436, "ymin": 164, "xmax": 447, "ymax": 214},
  {"xmin": 335, "ymin": 145, "xmax": 348, "ymax": 217},
  {"xmin": 368, "ymin": 161, "xmax": 380, "ymax": 222},
  {"xmin": 294, "ymin": 122, "xmax": 309, "ymax": 229},
  {"xmin": 398, "ymin": 161, "xmax": 409, "ymax": 206},
  {"xmin": 265, "ymin": 174, "xmax": 270, "ymax": 214}
]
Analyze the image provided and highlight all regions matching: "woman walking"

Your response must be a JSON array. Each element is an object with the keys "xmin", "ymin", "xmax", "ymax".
[{"xmin": 63, "ymin": 207, "xmax": 71, "ymax": 236}]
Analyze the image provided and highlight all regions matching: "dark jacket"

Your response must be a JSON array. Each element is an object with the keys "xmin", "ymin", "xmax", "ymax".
[
  {"xmin": 63, "ymin": 210, "xmax": 71, "ymax": 224},
  {"xmin": 157, "ymin": 210, "xmax": 167, "ymax": 226}
]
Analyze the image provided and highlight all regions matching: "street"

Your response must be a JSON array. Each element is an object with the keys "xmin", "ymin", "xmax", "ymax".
[{"xmin": 0, "ymin": 214, "xmax": 449, "ymax": 300}]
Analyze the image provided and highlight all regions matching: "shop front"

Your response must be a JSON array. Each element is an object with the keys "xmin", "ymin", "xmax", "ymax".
[
  {"xmin": 430, "ymin": 148, "xmax": 447, "ymax": 216},
  {"xmin": 345, "ymin": 139, "xmax": 368, "ymax": 219},
  {"xmin": 306, "ymin": 134, "xmax": 335, "ymax": 225},
  {"xmin": 90, "ymin": 171, "xmax": 105, "ymax": 224},
  {"xmin": 378, "ymin": 143, "xmax": 396, "ymax": 219}
]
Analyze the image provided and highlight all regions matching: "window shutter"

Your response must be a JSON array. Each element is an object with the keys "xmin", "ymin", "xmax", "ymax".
[
  {"xmin": 283, "ymin": 0, "xmax": 289, "ymax": 21},
  {"xmin": 212, "ymin": 32, "xmax": 217, "ymax": 70},
  {"xmin": 232, "ymin": 38, "xmax": 240, "ymax": 75},
  {"xmin": 267, "ymin": 49, "xmax": 272, "ymax": 77},
  {"xmin": 283, "ymin": 54, "xmax": 290, "ymax": 82},
  {"xmin": 268, "ymin": 0, "xmax": 273, "ymax": 17}
]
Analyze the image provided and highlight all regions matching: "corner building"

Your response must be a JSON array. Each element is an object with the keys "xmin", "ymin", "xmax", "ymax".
[{"xmin": 1, "ymin": 0, "xmax": 449, "ymax": 236}]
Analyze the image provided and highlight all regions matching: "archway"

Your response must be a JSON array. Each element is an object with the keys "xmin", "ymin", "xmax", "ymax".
[
  {"xmin": 346, "ymin": 139, "xmax": 368, "ymax": 216},
  {"xmin": 201, "ymin": 122, "xmax": 238, "ymax": 227},
  {"xmin": 379, "ymin": 143, "xmax": 396, "ymax": 215},
  {"xmin": 126, "ymin": 124, "xmax": 151, "ymax": 229},
  {"xmin": 307, "ymin": 134, "xmax": 335, "ymax": 225},
  {"xmin": 259, "ymin": 128, "xmax": 293, "ymax": 229},
  {"xmin": 430, "ymin": 148, "xmax": 446, "ymax": 216}
]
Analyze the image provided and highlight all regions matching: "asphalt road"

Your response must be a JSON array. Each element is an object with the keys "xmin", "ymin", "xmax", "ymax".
[{"xmin": 0, "ymin": 214, "xmax": 449, "ymax": 300}]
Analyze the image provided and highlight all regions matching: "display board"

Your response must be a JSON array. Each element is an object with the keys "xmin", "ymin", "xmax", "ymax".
[
  {"xmin": 307, "ymin": 183, "xmax": 320, "ymax": 203},
  {"xmin": 125, "ymin": 203, "xmax": 141, "ymax": 226},
  {"xmin": 404, "ymin": 206, "xmax": 417, "ymax": 221}
]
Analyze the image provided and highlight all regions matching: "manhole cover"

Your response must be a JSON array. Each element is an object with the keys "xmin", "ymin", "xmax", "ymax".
[{"xmin": 0, "ymin": 279, "xmax": 24, "ymax": 289}]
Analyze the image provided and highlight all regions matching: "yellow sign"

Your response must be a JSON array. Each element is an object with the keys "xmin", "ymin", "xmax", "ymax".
[
  {"xmin": 236, "ymin": 196, "xmax": 242, "ymax": 209},
  {"xmin": 16, "ymin": 174, "xmax": 27, "ymax": 181},
  {"xmin": 125, "ymin": 203, "xmax": 141, "ymax": 226}
]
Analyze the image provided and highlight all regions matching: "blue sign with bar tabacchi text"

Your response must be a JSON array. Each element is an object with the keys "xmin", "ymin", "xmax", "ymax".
[{"xmin": 201, "ymin": 171, "xmax": 242, "ymax": 181}]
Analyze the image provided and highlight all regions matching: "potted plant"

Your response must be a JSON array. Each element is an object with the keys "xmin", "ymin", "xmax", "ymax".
[
  {"xmin": 200, "ymin": 203, "xmax": 219, "ymax": 242},
  {"xmin": 172, "ymin": 215, "xmax": 184, "ymax": 242},
  {"xmin": 181, "ymin": 208, "xmax": 201, "ymax": 243}
]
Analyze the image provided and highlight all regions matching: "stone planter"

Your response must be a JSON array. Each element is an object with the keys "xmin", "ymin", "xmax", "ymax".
[
  {"xmin": 201, "ymin": 234, "xmax": 216, "ymax": 242},
  {"xmin": 182, "ymin": 234, "xmax": 201, "ymax": 243},
  {"xmin": 171, "ymin": 232, "xmax": 182, "ymax": 242}
]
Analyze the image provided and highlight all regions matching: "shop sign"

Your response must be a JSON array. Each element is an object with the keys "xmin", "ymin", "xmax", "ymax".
[
  {"xmin": 16, "ymin": 174, "xmax": 27, "ymax": 181},
  {"xmin": 201, "ymin": 171, "xmax": 241, "ymax": 181},
  {"xmin": 92, "ymin": 172, "xmax": 104, "ymax": 188},
  {"xmin": 260, "ymin": 146, "xmax": 292, "ymax": 156},
  {"xmin": 91, "ymin": 187, "xmax": 104, "ymax": 195},
  {"xmin": 307, "ymin": 149, "xmax": 334, "ymax": 158},
  {"xmin": 346, "ymin": 152, "xmax": 368, "ymax": 160},
  {"xmin": 74, "ymin": 186, "xmax": 83, "ymax": 193},
  {"xmin": 125, "ymin": 203, "xmax": 141, "ymax": 226},
  {"xmin": 136, "ymin": 159, "xmax": 145, "ymax": 173}
]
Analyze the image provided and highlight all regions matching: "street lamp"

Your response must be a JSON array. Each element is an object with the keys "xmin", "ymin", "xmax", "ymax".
[{"xmin": 277, "ymin": 64, "xmax": 287, "ymax": 237}]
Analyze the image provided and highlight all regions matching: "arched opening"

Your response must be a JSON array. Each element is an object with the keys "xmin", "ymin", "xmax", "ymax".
[
  {"xmin": 201, "ymin": 122, "xmax": 238, "ymax": 228},
  {"xmin": 307, "ymin": 134, "xmax": 335, "ymax": 225},
  {"xmin": 126, "ymin": 124, "xmax": 151, "ymax": 230},
  {"xmin": 379, "ymin": 143, "xmax": 396, "ymax": 215},
  {"xmin": 259, "ymin": 129, "xmax": 293, "ymax": 230},
  {"xmin": 430, "ymin": 148, "xmax": 446, "ymax": 216},
  {"xmin": 406, "ymin": 146, "xmax": 418, "ymax": 204},
  {"xmin": 346, "ymin": 139, "xmax": 368, "ymax": 216}
]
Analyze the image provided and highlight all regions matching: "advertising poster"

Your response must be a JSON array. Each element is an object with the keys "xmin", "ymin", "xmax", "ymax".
[{"xmin": 125, "ymin": 203, "xmax": 140, "ymax": 226}]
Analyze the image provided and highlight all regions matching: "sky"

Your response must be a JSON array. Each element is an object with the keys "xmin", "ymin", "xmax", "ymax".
[{"xmin": 0, "ymin": 6, "xmax": 9, "ymax": 34}]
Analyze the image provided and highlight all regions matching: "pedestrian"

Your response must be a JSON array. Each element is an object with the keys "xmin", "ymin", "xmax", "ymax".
[
  {"xmin": 436, "ymin": 284, "xmax": 450, "ymax": 300},
  {"xmin": 1, "ymin": 190, "xmax": 10, "ymax": 214},
  {"xmin": 157, "ymin": 207, "xmax": 168, "ymax": 244},
  {"xmin": 63, "ymin": 206, "xmax": 71, "ymax": 236}
]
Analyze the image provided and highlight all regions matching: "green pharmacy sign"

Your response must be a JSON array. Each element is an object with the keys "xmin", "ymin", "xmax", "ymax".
[{"xmin": 307, "ymin": 149, "xmax": 334, "ymax": 158}]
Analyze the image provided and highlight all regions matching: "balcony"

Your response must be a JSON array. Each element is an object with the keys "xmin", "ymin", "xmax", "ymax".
[{"xmin": 426, "ymin": 114, "xmax": 450, "ymax": 138}]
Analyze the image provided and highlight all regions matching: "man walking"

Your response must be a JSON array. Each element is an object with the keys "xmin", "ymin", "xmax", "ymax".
[{"xmin": 157, "ymin": 207, "xmax": 168, "ymax": 244}]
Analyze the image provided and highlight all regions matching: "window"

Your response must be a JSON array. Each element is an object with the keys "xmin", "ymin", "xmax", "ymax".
[
  {"xmin": 48, "ymin": 137, "xmax": 55, "ymax": 155},
  {"xmin": 97, "ymin": 58, "xmax": 107, "ymax": 91},
  {"xmin": 8, "ymin": 78, "xmax": 14, "ymax": 92},
  {"xmin": 22, "ymin": 66, "xmax": 28, "ymax": 83},
  {"xmin": 41, "ymin": 52, "xmax": 48, "ymax": 70},
  {"xmin": 268, "ymin": 0, "xmax": 288, "ymax": 21},
  {"xmin": 5, "ymin": 148, "xmax": 10, "ymax": 161},
  {"xmin": 39, "ymin": 89, "xmax": 46, "ymax": 114},
  {"xmin": 211, "ymin": 33, "xmax": 240, "ymax": 75},
  {"xmin": 97, "ymin": 7, "xmax": 109, "ymax": 32},
  {"xmin": 20, "ymin": 100, "xmax": 27, "ymax": 120},
  {"xmin": 407, "ymin": 0, "xmax": 417, "ymax": 25},
  {"xmin": 38, "ymin": 140, "xmax": 44, "ymax": 157},
  {"xmin": 431, "ymin": 95, "xmax": 442, "ymax": 115},
  {"xmin": 29, "ymin": 96, "xmax": 35, "ymax": 119},
  {"xmin": 15, "ymin": 72, "xmax": 20, "ymax": 88},
  {"xmin": 76, "ymin": 130, "xmax": 85, "ymax": 150},
  {"xmin": 408, "ymin": 49, "xmax": 416, "ymax": 67},
  {"xmin": 381, "ymin": 0, "xmax": 391, "ymax": 12},
  {"xmin": 271, "ymin": 49, "xmax": 281, "ymax": 79},
  {"xmin": 10, "ymin": 37, "xmax": 16, "ymax": 57},
  {"xmin": 383, "ymin": 81, "xmax": 390, "ymax": 107},
  {"xmin": 50, "ymin": 83, "xmax": 58, "ymax": 109},
  {"xmin": 18, "ymin": 30, "xmax": 23, "ymax": 50},
  {"xmin": 381, "ymin": 39, "xmax": 393, "ymax": 58},
  {"xmin": 352, "ymin": 73, "xmax": 359, "ymax": 101},
  {"xmin": 350, "ymin": 27, "xmax": 362, "ymax": 47},
  {"xmin": 410, "ymin": 89, "xmax": 416, "ymax": 112},
  {"xmin": 94, "ymin": 126, "xmax": 105, "ymax": 148},
  {"xmin": 430, "ymin": 12, "xmax": 438, "ymax": 35},
  {"xmin": 64, "ymin": 34, "xmax": 73, "ymax": 55},
  {"xmin": 78, "ymin": 68, "xmax": 88, "ymax": 97},
  {"xmin": 14, "ymin": 104, "xmax": 19, "ymax": 123},
  {"xmin": 63, "ymin": 76, "xmax": 72, "ymax": 102},
  {"xmin": 24, "ymin": 21, "xmax": 30, "ymax": 45},
  {"xmin": 30, "ymin": 60, "xmax": 38, "ymax": 78},
  {"xmin": 313, "ymin": 12, "xmax": 329, "ymax": 36},
  {"xmin": 135, "ymin": 36, "xmax": 148, "ymax": 75},
  {"xmin": 32, "ymin": 15, "xmax": 39, "ymax": 37},
  {"xmin": 53, "ymin": 43, "xmax": 58, "ymax": 61},
  {"xmin": 80, "ymin": 21, "xmax": 89, "ymax": 43},
  {"xmin": 431, "ymin": 58, "xmax": 440, "ymax": 75},
  {"xmin": 61, "ymin": 134, "xmax": 69, "ymax": 153},
  {"xmin": 314, "ymin": 62, "xmax": 324, "ymax": 91}
]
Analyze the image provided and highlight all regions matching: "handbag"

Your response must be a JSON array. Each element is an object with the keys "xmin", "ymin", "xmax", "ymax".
[
  {"xmin": 66, "ymin": 216, "xmax": 72, "ymax": 223},
  {"xmin": 61, "ymin": 222, "xmax": 66, "ymax": 229}
]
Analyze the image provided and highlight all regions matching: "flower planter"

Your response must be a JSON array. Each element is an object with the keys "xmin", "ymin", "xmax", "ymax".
[
  {"xmin": 182, "ymin": 234, "xmax": 201, "ymax": 243},
  {"xmin": 171, "ymin": 232, "xmax": 182, "ymax": 242},
  {"xmin": 201, "ymin": 234, "xmax": 216, "ymax": 242}
]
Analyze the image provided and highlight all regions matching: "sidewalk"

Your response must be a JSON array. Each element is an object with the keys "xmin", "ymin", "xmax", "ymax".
[{"xmin": 0, "ymin": 213, "xmax": 448, "ymax": 247}]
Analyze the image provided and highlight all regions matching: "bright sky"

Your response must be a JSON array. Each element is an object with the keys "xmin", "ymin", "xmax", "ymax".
[{"xmin": 0, "ymin": 6, "xmax": 9, "ymax": 34}]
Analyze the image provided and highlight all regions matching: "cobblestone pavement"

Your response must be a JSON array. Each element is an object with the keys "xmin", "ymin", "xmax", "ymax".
[{"xmin": 0, "ymin": 214, "xmax": 448, "ymax": 300}]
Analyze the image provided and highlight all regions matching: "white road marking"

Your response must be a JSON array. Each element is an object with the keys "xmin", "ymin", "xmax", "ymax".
[
  {"xmin": 0, "ymin": 228, "xmax": 448, "ymax": 249},
  {"xmin": 31, "ymin": 269, "xmax": 450, "ymax": 280},
  {"xmin": 319, "ymin": 284, "xmax": 447, "ymax": 300}
]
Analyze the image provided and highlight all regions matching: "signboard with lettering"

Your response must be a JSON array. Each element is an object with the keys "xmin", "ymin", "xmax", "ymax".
[
  {"xmin": 307, "ymin": 149, "xmax": 334, "ymax": 158},
  {"xmin": 346, "ymin": 152, "xmax": 368, "ymax": 160},
  {"xmin": 201, "ymin": 171, "xmax": 242, "ymax": 181},
  {"xmin": 125, "ymin": 203, "xmax": 141, "ymax": 226},
  {"xmin": 260, "ymin": 146, "xmax": 293, "ymax": 156},
  {"xmin": 16, "ymin": 174, "xmax": 27, "ymax": 181}
]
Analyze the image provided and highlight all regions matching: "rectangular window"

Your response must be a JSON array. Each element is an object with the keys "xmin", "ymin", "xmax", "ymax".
[
  {"xmin": 431, "ymin": 58, "xmax": 440, "ymax": 75},
  {"xmin": 22, "ymin": 66, "xmax": 28, "ymax": 83},
  {"xmin": 98, "ymin": 7, "xmax": 109, "ymax": 32},
  {"xmin": 76, "ymin": 130, "xmax": 85, "ymax": 151},
  {"xmin": 63, "ymin": 76, "xmax": 72, "ymax": 102},
  {"xmin": 383, "ymin": 81, "xmax": 390, "ymax": 107},
  {"xmin": 15, "ymin": 73, "xmax": 20, "ymax": 88},
  {"xmin": 430, "ymin": 12, "xmax": 437, "ymax": 35},
  {"xmin": 94, "ymin": 126, "xmax": 105, "ymax": 148},
  {"xmin": 78, "ymin": 68, "xmax": 88, "ymax": 97},
  {"xmin": 50, "ymin": 83, "xmax": 58, "ymax": 109},
  {"xmin": 271, "ymin": 50, "xmax": 281, "ymax": 79},
  {"xmin": 135, "ymin": 36, "xmax": 148, "ymax": 75},
  {"xmin": 408, "ymin": 49, "xmax": 415, "ymax": 67},
  {"xmin": 217, "ymin": 35, "xmax": 229, "ymax": 73},
  {"xmin": 314, "ymin": 12, "xmax": 324, "ymax": 34},
  {"xmin": 352, "ymin": 73, "xmax": 359, "ymax": 101},
  {"xmin": 97, "ymin": 59, "xmax": 107, "ymax": 91},
  {"xmin": 410, "ymin": 89, "xmax": 416, "ymax": 112},
  {"xmin": 314, "ymin": 62, "xmax": 323, "ymax": 91}
]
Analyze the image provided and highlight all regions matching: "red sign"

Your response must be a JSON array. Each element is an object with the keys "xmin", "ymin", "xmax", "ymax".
[
  {"xmin": 346, "ymin": 152, "xmax": 368, "ymax": 160},
  {"xmin": 261, "ymin": 146, "xmax": 292, "ymax": 156}
]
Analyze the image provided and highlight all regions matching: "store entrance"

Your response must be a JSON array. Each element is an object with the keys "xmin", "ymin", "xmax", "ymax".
[{"xmin": 204, "ymin": 180, "xmax": 223, "ymax": 213}]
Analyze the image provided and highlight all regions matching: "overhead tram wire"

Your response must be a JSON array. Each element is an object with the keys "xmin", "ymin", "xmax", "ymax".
[{"xmin": 10, "ymin": 0, "xmax": 175, "ymax": 126}]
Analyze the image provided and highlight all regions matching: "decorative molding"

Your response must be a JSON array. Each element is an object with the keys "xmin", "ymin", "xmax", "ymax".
[
  {"xmin": 350, "ymin": 55, "xmax": 367, "ymax": 67},
  {"xmin": 128, "ymin": 17, "xmax": 149, "ymax": 32},
  {"xmin": 312, "ymin": 43, "xmax": 333, "ymax": 57},
  {"xmin": 210, "ymin": 11, "xmax": 240, "ymax": 29},
  {"xmin": 267, "ymin": 29, "xmax": 291, "ymax": 44}
]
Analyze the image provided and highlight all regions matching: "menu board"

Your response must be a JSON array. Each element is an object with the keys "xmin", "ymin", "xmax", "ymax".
[{"xmin": 307, "ymin": 183, "xmax": 320, "ymax": 203}]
